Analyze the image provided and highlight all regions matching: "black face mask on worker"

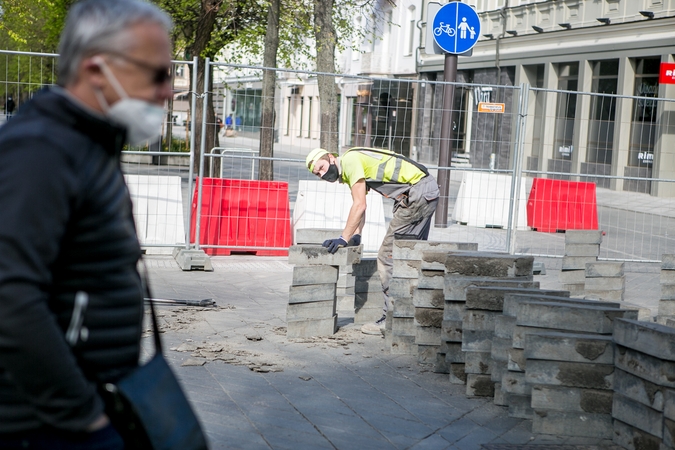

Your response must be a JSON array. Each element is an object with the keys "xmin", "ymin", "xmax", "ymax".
[{"xmin": 321, "ymin": 164, "xmax": 339, "ymax": 183}]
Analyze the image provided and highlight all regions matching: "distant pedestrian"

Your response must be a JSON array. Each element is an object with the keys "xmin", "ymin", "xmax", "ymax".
[
  {"xmin": 225, "ymin": 113, "xmax": 233, "ymax": 129},
  {"xmin": 5, "ymin": 95, "xmax": 15, "ymax": 119},
  {"xmin": 235, "ymin": 115, "xmax": 242, "ymax": 131}
]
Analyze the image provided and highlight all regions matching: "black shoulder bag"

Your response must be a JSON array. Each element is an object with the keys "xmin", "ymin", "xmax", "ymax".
[{"xmin": 100, "ymin": 276, "xmax": 209, "ymax": 450}]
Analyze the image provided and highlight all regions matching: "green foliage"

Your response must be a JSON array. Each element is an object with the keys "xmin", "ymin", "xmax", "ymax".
[
  {"xmin": 152, "ymin": 0, "xmax": 268, "ymax": 60},
  {"xmin": 125, "ymin": 138, "xmax": 189, "ymax": 153},
  {"xmin": 0, "ymin": 0, "xmax": 70, "ymax": 52}
]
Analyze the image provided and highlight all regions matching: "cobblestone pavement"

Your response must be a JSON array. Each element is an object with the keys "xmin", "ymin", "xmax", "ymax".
[{"xmin": 143, "ymin": 255, "xmax": 639, "ymax": 450}]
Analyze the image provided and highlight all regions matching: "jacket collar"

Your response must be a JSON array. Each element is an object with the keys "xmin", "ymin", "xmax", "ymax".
[{"xmin": 32, "ymin": 87, "xmax": 127, "ymax": 156}]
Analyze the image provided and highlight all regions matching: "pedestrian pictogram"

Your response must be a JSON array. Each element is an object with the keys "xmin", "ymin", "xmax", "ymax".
[{"xmin": 432, "ymin": 2, "xmax": 481, "ymax": 55}]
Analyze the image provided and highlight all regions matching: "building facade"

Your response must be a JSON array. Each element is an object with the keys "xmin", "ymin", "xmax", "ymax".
[{"xmin": 418, "ymin": 0, "xmax": 675, "ymax": 197}]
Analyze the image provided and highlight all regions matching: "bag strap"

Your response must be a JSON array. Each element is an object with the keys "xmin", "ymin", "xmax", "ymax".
[
  {"xmin": 344, "ymin": 147, "xmax": 429, "ymax": 177},
  {"xmin": 140, "ymin": 259, "xmax": 163, "ymax": 355}
]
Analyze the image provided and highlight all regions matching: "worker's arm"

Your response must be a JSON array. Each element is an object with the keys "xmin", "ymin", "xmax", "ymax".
[{"xmin": 342, "ymin": 179, "xmax": 367, "ymax": 241}]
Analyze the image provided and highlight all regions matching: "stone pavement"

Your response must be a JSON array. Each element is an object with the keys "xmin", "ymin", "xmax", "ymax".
[{"xmin": 143, "ymin": 256, "xmax": 635, "ymax": 450}]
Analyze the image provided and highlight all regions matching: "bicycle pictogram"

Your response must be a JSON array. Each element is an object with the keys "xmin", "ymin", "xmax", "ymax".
[{"xmin": 433, "ymin": 22, "xmax": 455, "ymax": 37}]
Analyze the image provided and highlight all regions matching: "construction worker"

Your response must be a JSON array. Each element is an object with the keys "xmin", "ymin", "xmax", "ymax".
[{"xmin": 306, "ymin": 147, "xmax": 440, "ymax": 335}]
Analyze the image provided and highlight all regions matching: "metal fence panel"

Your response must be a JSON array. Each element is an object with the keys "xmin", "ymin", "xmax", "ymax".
[
  {"xmin": 517, "ymin": 86, "xmax": 675, "ymax": 262},
  {"xmin": 0, "ymin": 50, "xmax": 198, "ymax": 253}
]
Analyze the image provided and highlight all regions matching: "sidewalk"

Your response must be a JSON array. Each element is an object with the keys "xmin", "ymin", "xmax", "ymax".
[{"xmin": 145, "ymin": 255, "xmax": 624, "ymax": 450}]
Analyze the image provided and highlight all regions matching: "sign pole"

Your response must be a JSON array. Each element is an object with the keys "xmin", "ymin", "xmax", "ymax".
[
  {"xmin": 429, "ymin": 0, "xmax": 480, "ymax": 228},
  {"xmin": 435, "ymin": 52, "xmax": 458, "ymax": 228}
]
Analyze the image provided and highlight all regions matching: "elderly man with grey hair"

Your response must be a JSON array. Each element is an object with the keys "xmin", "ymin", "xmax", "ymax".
[{"xmin": 0, "ymin": 0, "xmax": 175, "ymax": 448}]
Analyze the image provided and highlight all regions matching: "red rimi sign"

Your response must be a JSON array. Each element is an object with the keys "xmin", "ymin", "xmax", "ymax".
[{"xmin": 659, "ymin": 62, "xmax": 675, "ymax": 84}]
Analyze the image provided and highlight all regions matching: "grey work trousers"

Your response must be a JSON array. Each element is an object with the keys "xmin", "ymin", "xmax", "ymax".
[{"xmin": 377, "ymin": 175, "xmax": 440, "ymax": 317}]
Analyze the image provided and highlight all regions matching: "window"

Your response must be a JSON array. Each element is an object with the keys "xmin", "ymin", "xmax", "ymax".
[
  {"xmin": 553, "ymin": 63, "xmax": 578, "ymax": 161},
  {"xmin": 285, "ymin": 97, "xmax": 291, "ymax": 135},
  {"xmin": 370, "ymin": 15, "xmax": 377, "ymax": 53},
  {"xmin": 297, "ymin": 97, "xmax": 304, "ymax": 137},
  {"xmin": 406, "ymin": 7, "xmax": 416, "ymax": 56},
  {"xmin": 353, "ymin": 17, "xmax": 362, "ymax": 61},
  {"xmin": 306, "ymin": 97, "xmax": 312, "ymax": 138},
  {"xmin": 587, "ymin": 60, "xmax": 619, "ymax": 167},
  {"xmin": 628, "ymin": 58, "xmax": 660, "ymax": 167}
]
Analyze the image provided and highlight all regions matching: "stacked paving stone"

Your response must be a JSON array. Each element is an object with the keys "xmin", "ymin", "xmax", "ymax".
[
  {"xmin": 526, "ymin": 331, "xmax": 616, "ymax": 439},
  {"xmin": 287, "ymin": 245, "xmax": 361, "ymax": 338},
  {"xmin": 389, "ymin": 241, "xmax": 477, "ymax": 356},
  {"xmin": 520, "ymin": 299, "xmax": 638, "ymax": 439},
  {"xmin": 560, "ymin": 230, "xmax": 602, "ymax": 295},
  {"xmin": 462, "ymin": 286, "xmax": 568, "ymax": 399},
  {"xmin": 416, "ymin": 251, "xmax": 450, "ymax": 367},
  {"xmin": 499, "ymin": 294, "xmax": 625, "ymax": 420},
  {"xmin": 353, "ymin": 258, "xmax": 382, "ymax": 325},
  {"xmin": 611, "ymin": 319, "xmax": 675, "ymax": 449},
  {"xmin": 295, "ymin": 229, "xmax": 355, "ymax": 311},
  {"xmin": 496, "ymin": 292, "xmax": 575, "ymax": 412},
  {"xmin": 658, "ymin": 254, "xmax": 675, "ymax": 325},
  {"xmin": 584, "ymin": 261, "xmax": 625, "ymax": 302},
  {"xmin": 443, "ymin": 253, "xmax": 534, "ymax": 386}
]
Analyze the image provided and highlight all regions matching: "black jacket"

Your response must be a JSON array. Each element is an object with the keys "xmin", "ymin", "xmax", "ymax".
[{"xmin": 0, "ymin": 88, "xmax": 144, "ymax": 433}]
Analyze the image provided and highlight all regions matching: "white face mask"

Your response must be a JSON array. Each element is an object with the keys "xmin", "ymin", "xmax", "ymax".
[{"xmin": 94, "ymin": 59, "xmax": 165, "ymax": 146}]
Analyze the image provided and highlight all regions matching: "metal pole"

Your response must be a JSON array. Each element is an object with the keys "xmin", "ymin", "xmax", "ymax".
[
  {"xmin": 506, "ymin": 83, "xmax": 530, "ymax": 255},
  {"xmin": 434, "ymin": 52, "xmax": 457, "ymax": 228},
  {"xmin": 195, "ymin": 57, "xmax": 210, "ymax": 251},
  {"xmin": 186, "ymin": 56, "xmax": 198, "ymax": 250}
]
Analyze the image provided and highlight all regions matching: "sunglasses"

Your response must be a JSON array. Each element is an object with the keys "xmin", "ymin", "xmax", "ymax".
[{"xmin": 105, "ymin": 51, "xmax": 172, "ymax": 85}]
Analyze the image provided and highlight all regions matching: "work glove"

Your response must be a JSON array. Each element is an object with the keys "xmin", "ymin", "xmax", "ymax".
[
  {"xmin": 347, "ymin": 234, "xmax": 361, "ymax": 247},
  {"xmin": 322, "ymin": 237, "xmax": 348, "ymax": 254}
]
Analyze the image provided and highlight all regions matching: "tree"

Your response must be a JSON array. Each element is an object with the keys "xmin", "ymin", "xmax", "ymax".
[
  {"xmin": 313, "ymin": 0, "xmax": 338, "ymax": 153},
  {"xmin": 258, "ymin": 0, "xmax": 280, "ymax": 181},
  {"xmin": 153, "ymin": 0, "xmax": 267, "ymax": 175}
]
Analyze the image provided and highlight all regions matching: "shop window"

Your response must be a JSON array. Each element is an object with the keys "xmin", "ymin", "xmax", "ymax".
[
  {"xmin": 586, "ymin": 59, "xmax": 619, "ymax": 167},
  {"xmin": 553, "ymin": 62, "xmax": 578, "ymax": 162},
  {"xmin": 628, "ymin": 58, "xmax": 660, "ymax": 167},
  {"xmin": 625, "ymin": 57, "xmax": 660, "ymax": 193}
]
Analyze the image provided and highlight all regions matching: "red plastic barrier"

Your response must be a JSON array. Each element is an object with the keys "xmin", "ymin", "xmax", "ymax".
[
  {"xmin": 190, "ymin": 178, "xmax": 291, "ymax": 256},
  {"xmin": 526, "ymin": 178, "xmax": 598, "ymax": 233}
]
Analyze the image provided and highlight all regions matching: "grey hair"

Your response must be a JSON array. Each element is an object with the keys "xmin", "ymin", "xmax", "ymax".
[{"xmin": 57, "ymin": 0, "xmax": 173, "ymax": 86}]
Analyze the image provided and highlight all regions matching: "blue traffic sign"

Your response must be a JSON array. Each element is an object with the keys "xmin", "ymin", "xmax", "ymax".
[{"xmin": 432, "ymin": 2, "xmax": 481, "ymax": 55}]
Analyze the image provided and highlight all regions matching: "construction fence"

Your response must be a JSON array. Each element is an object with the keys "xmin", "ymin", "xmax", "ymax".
[{"xmin": 2, "ymin": 51, "xmax": 674, "ymax": 263}]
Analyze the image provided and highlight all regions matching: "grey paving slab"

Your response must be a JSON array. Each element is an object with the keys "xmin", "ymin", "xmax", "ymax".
[
  {"xmin": 255, "ymin": 425, "xmax": 333, "ymax": 450},
  {"xmin": 453, "ymin": 426, "xmax": 500, "ymax": 450},
  {"xmin": 203, "ymin": 428, "xmax": 270, "ymax": 450},
  {"xmin": 408, "ymin": 433, "xmax": 452, "ymax": 450},
  {"xmin": 437, "ymin": 417, "xmax": 481, "ymax": 444}
]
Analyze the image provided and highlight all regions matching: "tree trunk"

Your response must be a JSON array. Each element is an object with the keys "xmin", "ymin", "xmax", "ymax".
[
  {"xmin": 313, "ymin": 0, "xmax": 339, "ymax": 153},
  {"xmin": 188, "ymin": 0, "xmax": 223, "ymax": 177},
  {"xmin": 258, "ymin": 0, "xmax": 280, "ymax": 181}
]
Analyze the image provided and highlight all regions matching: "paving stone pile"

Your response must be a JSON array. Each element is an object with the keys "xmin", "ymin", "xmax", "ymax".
[
  {"xmin": 461, "ymin": 286, "xmax": 567, "ymax": 399},
  {"xmin": 295, "ymin": 229, "xmax": 355, "ymax": 311},
  {"xmin": 513, "ymin": 295, "xmax": 636, "ymax": 430},
  {"xmin": 353, "ymin": 258, "xmax": 381, "ymax": 325},
  {"xmin": 560, "ymin": 230, "xmax": 602, "ymax": 295},
  {"xmin": 658, "ymin": 254, "xmax": 675, "ymax": 325},
  {"xmin": 285, "ymin": 235, "xmax": 675, "ymax": 446},
  {"xmin": 388, "ymin": 240, "xmax": 477, "ymax": 357},
  {"xmin": 287, "ymin": 245, "xmax": 361, "ymax": 338},
  {"xmin": 611, "ymin": 319, "xmax": 675, "ymax": 449},
  {"xmin": 584, "ymin": 261, "xmax": 625, "ymax": 302},
  {"xmin": 526, "ymin": 330, "xmax": 616, "ymax": 438},
  {"xmin": 443, "ymin": 253, "xmax": 535, "ymax": 386},
  {"xmin": 416, "ymin": 251, "xmax": 449, "ymax": 367}
]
